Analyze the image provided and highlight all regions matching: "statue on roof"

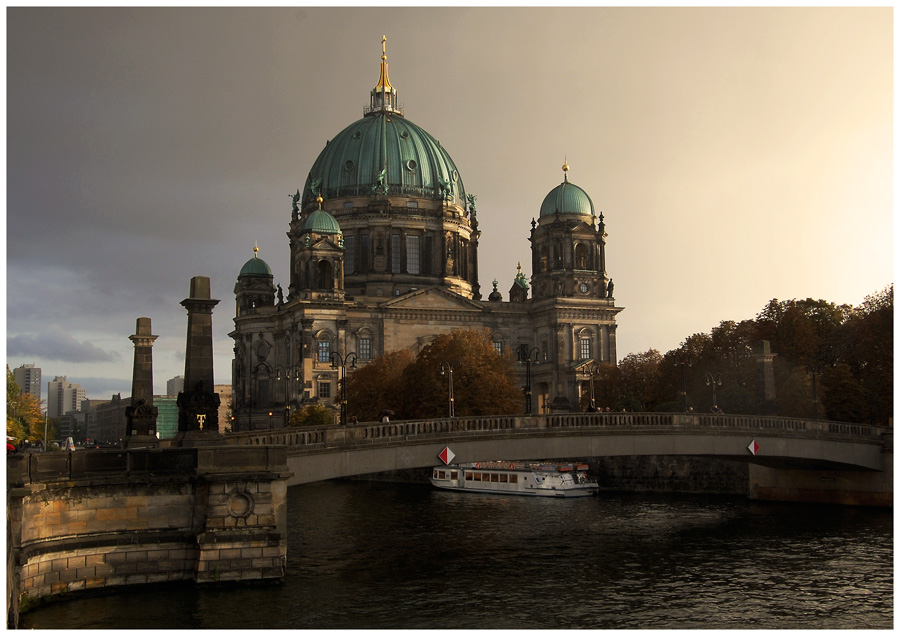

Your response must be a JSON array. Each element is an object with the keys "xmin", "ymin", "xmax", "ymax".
[
  {"xmin": 289, "ymin": 189, "xmax": 300, "ymax": 214},
  {"xmin": 306, "ymin": 178, "xmax": 322, "ymax": 201},
  {"xmin": 372, "ymin": 168, "xmax": 388, "ymax": 195},
  {"xmin": 438, "ymin": 176, "xmax": 454, "ymax": 201}
]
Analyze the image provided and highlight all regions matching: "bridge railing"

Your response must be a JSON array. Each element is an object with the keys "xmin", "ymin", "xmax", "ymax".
[
  {"xmin": 7, "ymin": 446, "xmax": 288, "ymax": 486},
  {"xmin": 222, "ymin": 412, "xmax": 887, "ymax": 452}
]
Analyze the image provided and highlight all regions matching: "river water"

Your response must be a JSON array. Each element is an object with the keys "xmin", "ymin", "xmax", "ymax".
[{"xmin": 20, "ymin": 479, "xmax": 893, "ymax": 629}]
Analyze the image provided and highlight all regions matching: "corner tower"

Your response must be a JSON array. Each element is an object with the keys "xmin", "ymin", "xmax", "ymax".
[
  {"xmin": 288, "ymin": 195, "xmax": 345, "ymax": 301},
  {"xmin": 530, "ymin": 162, "xmax": 612, "ymax": 302}
]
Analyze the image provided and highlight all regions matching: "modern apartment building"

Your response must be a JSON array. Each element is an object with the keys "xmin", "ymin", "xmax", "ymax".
[
  {"xmin": 13, "ymin": 364, "xmax": 42, "ymax": 402},
  {"xmin": 47, "ymin": 376, "xmax": 86, "ymax": 419}
]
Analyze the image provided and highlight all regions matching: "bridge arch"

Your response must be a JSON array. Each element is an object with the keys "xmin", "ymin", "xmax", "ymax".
[{"xmin": 223, "ymin": 413, "xmax": 890, "ymax": 486}]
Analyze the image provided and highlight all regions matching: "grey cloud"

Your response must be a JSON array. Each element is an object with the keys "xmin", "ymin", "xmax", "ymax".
[{"xmin": 8, "ymin": 331, "xmax": 122, "ymax": 363}]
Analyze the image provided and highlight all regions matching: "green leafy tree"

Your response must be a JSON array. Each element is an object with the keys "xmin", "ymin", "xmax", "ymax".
[
  {"xmin": 290, "ymin": 403, "xmax": 335, "ymax": 427},
  {"xmin": 579, "ymin": 363, "xmax": 623, "ymax": 411},
  {"xmin": 400, "ymin": 330, "xmax": 521, "ymax": 419},
  {"xmin": 617, "ymin": 349, "xmax": 665, "ymax": 411},
  {"xmin": 827, "ymin": 285, "xmax": 893, "ymax": 424},
  {"xmin": 7, "ymin": 366, "xmax": 46, "ymax": 442}
]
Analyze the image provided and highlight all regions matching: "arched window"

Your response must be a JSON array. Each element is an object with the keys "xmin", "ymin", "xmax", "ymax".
[
  {"xmin": 356, "ymin": 328, "xmax": 374, "ymax": 360},
  {"xmin": 577, "ymin": 328, "xmax": 594, "ymax": 361},
  {"xmin": 317, "ymin": 260, "xmax": 333, "ymax": 290},
  {"xmin": 316, "ymin": 332, "xmax": 333, "ymax": 363},
  {"xmin": 574, "ymin": 243, "xmax": 590, "ymax": 270}
]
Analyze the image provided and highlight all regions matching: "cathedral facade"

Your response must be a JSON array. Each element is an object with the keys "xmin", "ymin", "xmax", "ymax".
[{"xmin": 229, "ymin": 40, "xmax": 623, "ymax": 429}]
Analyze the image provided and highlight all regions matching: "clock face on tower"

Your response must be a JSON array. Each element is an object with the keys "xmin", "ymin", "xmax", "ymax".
[{"xmin": 579, "ymin": 282, "xmax": 590, "ymax": 294}]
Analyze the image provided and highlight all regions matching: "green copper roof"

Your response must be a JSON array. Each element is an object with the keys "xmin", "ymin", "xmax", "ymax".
[
  {"xmin": 302, "ymin": 208, "xmax": 342, "ymax": 235},
  {"xmin": 302, "ymin": 40, "xmax": 466, "ymax": 208},
  {"xmin": 539, "ymin": 178, "xmax": 594, "ymax": 218},
  {"xmin": 239, "ymin": 255, "xmax": 273, "ymax": 277},
  {"xmin": 303, "ymin": 113, "xmax": 466, "ymax": 207}
]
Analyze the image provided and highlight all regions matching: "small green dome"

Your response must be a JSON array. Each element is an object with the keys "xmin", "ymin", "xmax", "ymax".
[
  {"xmin": 239, "ymin": 255, "xmax": 273, "ymax": 277},
  {"xmin": 302, "ymin": 208, "xmax": 342, "ymax": 235},
  {"xmin": 539, "ymin": 179, "xmax": 594, "ymax": 218}
]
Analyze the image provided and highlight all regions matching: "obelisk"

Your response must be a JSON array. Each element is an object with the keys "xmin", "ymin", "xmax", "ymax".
[
  {"xmin": 124, "ymin": 316, "xmax": 159, "ymax": 448},
  {"xmin": 175, "ymin": 276, "xmax": 222, "ymax": 445}
]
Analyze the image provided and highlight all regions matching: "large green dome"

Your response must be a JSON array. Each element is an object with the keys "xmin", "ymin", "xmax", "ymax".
[
  {"xmin": 539, "ymin": 177, "xmax": 594, "ymax": 218},
  {"xmin": 301, "ymin": 40, "xmax": 466, "ymax": 209},
  {"xmin": 303, "ymin": 113, "xmax": 467, "ymax": 208}
]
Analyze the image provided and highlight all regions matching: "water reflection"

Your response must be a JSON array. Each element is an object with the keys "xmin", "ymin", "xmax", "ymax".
[{"xmin": 20, "ymin": 481, "xmax": 892, "ymax": 629}]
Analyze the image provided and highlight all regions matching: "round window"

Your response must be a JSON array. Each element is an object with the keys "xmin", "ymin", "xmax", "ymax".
[
  {"xmin": 344, "ymin": 160, "xmax": 355, "ymax": 172},
  {"xmin": 406, "ymin": 160, "xmax": 417, "ymax": 171}
]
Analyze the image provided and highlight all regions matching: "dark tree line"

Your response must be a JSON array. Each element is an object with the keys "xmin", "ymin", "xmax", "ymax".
[{"xmin": 586, "ymin": 286, "xmax": 892, "ymax": 425}]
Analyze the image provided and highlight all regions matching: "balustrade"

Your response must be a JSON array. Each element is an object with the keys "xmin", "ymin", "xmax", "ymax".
[{"xmin": 220, "ymin": 412, "xmax": 886, "ymax": 455}]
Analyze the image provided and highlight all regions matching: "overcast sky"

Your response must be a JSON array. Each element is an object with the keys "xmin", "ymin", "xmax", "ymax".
[{"xmin": 6, "ymin": 6, "xmax": 893, "ymax": 401}]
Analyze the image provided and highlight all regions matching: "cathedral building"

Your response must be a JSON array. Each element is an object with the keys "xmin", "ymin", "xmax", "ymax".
[{"xmin": 229, "ymin": 39, "xmax": 623, "ymax": 428}]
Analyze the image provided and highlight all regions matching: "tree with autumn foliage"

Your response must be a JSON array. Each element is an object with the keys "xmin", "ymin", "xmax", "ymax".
[
  {"xmin": 344, "ymin": 348, "xmax": 416, "ymax": 422},
  {"xmin": 346, "ymin": 330, "xmax": 522, "ymax": 421},
  {"xmin": 400, "ymin": 330, "xmax": 521, "ymax": 419},
  {"xmin": 7, "ymin": 366, "xmax": 47, "ymax": 443}
]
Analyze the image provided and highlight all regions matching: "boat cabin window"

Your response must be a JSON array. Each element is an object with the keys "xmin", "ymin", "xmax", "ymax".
[
  {"xmin": 472, "ymin": 473, "xmax": 482, "ymax": 481},
  {"xmin": 509, "ymin": 474, "xmax": 518, "ymax": 484},
  {"xmin": 450, "ymin": 470, "xmax": 458, "ymax": 480},
  {"xmin": 490, "ymin": 473, "xmax": 500, "ymax": 482},
  {"xmin": 465, "ymin": 472, "xmax": 473, "ymax": 480},
  {"xmin": 499, "ymin": 474, "xmax": 508, "ymax": 483}
]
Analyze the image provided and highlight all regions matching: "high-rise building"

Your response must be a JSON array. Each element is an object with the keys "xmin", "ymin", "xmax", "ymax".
[
  {"xmin": 13, "ymin": 364, "xmax": 42, "ymax": 403},
  {"xmin": 167, "ymin": 375, "xmax": 185, "ymax": 397},
  {"xmin": 47, "ymin": 376, "xmax": 86, "ymax": 419},
  {"xmin": 229, "ymin": 40, "xmax": 622, "ymax": 429}
]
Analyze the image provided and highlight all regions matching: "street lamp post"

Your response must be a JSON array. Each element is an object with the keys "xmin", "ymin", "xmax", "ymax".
[
  {"xmin": 705, "ymin": 372, "xmax": 722, "ymax": 413},
  {"xmin": 275, "ymin": 365, "xmax": 289, "ymax": 426},
  {"xmin": 585, "ymin": 361, "xmax": 601, "ymax": 411},
  {"xmin": 516, "ymin": 344, "xmax": 541, "ymax": 415},
  {"xmin": 440, "ymin": 361, "xmax": 455, "ymax": 417},
  {"xmin": 331, "ymin": 351, "xmax": 358, "ymax": 425},
  {"xmin": 806, "ymin": 365, "xmax": 823, "ymax": 420},
  {"xmin": 675, "ymin": 351, "xmax": 692, "ymax": 413}
]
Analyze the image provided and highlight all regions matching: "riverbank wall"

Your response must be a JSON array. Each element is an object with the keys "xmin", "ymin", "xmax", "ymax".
[{"xmin": 6, "ymin": 447, "xmax": 291, "ymax": 627}]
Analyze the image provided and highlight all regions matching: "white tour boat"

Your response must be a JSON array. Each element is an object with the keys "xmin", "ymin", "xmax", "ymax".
[{"xmin": 430, "ymin": 461, "xmax": 599, "ymax": 498}]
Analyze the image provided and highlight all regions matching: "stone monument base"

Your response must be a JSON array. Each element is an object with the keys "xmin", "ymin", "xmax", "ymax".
[{"xmin": 123, "ymin": 435, "xmax": 160, "ymax": 449}]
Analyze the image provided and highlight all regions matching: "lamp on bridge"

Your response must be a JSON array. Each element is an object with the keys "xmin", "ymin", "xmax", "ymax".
[
  {"xmin": 675, "ymin": 351, "xmax": 692, "ymax": 413},
  {"xmin": 440, "ymin": 361, "xmax": 455, "ymax": 417},
  {"xmin": 331, "ymin": 351, "xmax": 358, "ymax": 425},
  {"xmin": 585, "ymin": 361, "xmax": 601, "ymax": 411},
  {"xmin": 705, "ymin": 372, "xmax": 722, "ymax": 413},
  {"xmin": 805, "ymin": 365, "xmax": 823, "ymax": 420},
  {"xmin": 516, "ymin": 344, "xmax": 541, "ymax": 415}
]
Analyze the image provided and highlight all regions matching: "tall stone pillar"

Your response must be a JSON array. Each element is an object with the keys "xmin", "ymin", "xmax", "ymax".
[
  {"xmin": 124, "ymin": 317, "xmax": 159, "ymax": 447},
  {"xmin": 175, "ymin": 276, "xmax": 222, "ymax": 445}
]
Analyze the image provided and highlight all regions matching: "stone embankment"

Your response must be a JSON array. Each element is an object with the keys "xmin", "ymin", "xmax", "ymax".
[{"xmin": 6, "ymin": 446, "xmax": 291, "ymax": 627}]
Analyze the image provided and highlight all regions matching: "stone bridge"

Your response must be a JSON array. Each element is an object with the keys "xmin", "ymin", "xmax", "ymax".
[{"xmin": 224, "ymin": 413, "xmax": 892, "ymax": 506}]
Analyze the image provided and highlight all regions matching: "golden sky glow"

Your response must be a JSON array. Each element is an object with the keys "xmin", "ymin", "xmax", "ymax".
[{"xmin": 6, "ymin": 7, "xmax": 892, "ymax": 397}]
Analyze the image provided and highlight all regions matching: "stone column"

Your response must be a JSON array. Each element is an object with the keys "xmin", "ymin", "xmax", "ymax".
[
  {"xmin": 175, "ymin": 276, "xmax": 222, "ymax": 445},
  {"xmin": 124, "ymin": 317, "xmax": 159, "ymax": 447}
]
